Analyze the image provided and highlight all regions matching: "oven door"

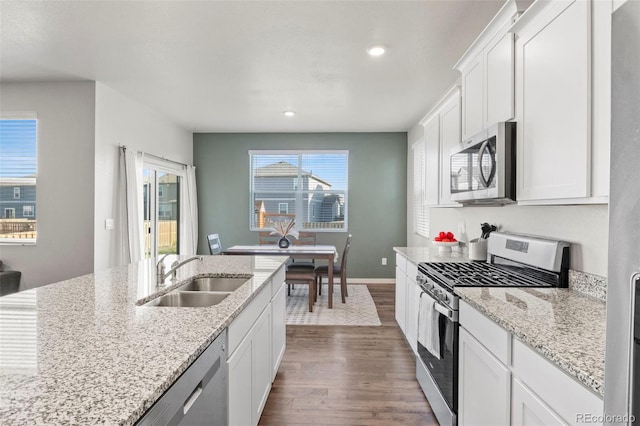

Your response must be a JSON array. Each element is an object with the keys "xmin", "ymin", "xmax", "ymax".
[{"xmin": 416, "ymin": 291, "xmax": 459, "ymax": 425}]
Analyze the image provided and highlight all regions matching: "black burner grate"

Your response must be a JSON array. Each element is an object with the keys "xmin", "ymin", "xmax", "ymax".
[{"xmin": 418, "ymin": 262, "xmax": 558, "ymax": 290}]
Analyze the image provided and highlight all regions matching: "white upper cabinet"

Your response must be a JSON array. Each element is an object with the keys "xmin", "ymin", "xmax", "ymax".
[
  {"xmin": 439, "ymin": 93, "xmax": 462, "ymax": 205},
  {"xmin": 423, "ymin": 113, "xmax": 441, "ymax": 207},
  {"xmin": 460, "ymin": 52, "xmax": 484, "ymax": 140},
  {"xmin": 419, "ymin": 86, "xmax": 461, "ymax": 208},
  {"xmin": 455, "ymin": 0, "xmax": 530, "ymax": 141},
  {"xmin": 511, "ymin": 0, "xmax": 610, "ymax": 204}
]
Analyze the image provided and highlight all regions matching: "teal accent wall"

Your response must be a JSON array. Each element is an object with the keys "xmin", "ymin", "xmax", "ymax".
[{"xmin": 193, "ymin": 133, "xmax": 407, "ymax": 279}]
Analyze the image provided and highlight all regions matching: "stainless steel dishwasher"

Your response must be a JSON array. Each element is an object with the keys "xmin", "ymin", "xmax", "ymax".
[{"xmin": 137, "ymin": 330, "xmax": 228, "ymax": 426}]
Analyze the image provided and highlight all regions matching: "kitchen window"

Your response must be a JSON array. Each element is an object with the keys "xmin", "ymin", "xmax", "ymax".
[
  {"xmin": 250, "ymin": 150, "xmax": 348, "ymax": 232},
  {"xmin": 0, "ymin": 116, "xmax": 37, "ymax": 244},
  {"xmin": 413, "ymin": 139, "xmax": 429, "ymax": 238}
]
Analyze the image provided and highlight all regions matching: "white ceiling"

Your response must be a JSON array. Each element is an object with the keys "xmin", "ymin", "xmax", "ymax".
[{"xmin": 0, "ymin": 1, "xmax": 504, "ymax": 132}]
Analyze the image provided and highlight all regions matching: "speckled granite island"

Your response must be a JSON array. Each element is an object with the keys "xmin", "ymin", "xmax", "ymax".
[{"xmin": 0, "ymin": 255, "xmax": 287, "ymax": 425}]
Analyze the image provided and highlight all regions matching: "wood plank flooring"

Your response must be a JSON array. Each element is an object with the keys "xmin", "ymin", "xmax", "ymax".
[{"xmin": 259, "ymin": 284, "xmax": 438, "ymax": 425}]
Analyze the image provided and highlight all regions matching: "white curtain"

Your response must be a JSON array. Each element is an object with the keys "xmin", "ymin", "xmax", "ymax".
[
  {"xmin": 181, "ymin": 165, "xmax": 198, "ymax": 256},
  {"xmin": 120, "ymin": 147, "xmax": 144, "ymax": 263}
]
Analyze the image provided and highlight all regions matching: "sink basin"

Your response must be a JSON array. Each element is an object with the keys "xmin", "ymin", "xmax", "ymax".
[
  {"xmin": 144, "ymin": 291, "xmax": 231, "ymax": 307},
  {"xmin": 178, "ymin": 276, "xmax": 249, "ymax": 292}
]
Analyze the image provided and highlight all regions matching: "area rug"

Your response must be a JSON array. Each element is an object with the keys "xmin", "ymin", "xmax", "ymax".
[{"xmin": 286, "ymin": 284, "xmax": 382, "ymax": 326}]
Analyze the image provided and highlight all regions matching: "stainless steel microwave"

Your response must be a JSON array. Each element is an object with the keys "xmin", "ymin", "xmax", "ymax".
[{"xmin": 450, "ymin": 122, "xmax": 516, "ymax": 205}]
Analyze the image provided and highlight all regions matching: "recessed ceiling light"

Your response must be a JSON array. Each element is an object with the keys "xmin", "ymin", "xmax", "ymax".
[
  {"xmin": 283, "ymin": 111, "xmax": 296, "ymax": 117},
  {"xmin": 367, "ymin": 45, "xmax": 386, "ymax": 57}
]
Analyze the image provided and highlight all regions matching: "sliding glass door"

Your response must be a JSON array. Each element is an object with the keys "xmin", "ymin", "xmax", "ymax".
[{"xmin": 143, "ymin": 164, "xmax": 181, "ymax": 259}]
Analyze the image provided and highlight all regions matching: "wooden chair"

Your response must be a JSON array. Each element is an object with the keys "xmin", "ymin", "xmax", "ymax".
[
  {"xmin": 315, "ymin": 234, "xmax": 352, "ymax": 304},
  {"xmin": 207, "ymin": 233, "xmax": 223, "ymax": 255},
  {"xmin": 287, "ymin": 231, "xmax": 317, "ymax": 271},
  {"xmin": 285, "ymin": 270, "xmax": 317, "ymax": 312}
]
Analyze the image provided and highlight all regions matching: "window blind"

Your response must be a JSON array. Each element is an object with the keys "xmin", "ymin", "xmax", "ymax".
[
  {"xmin": 412, "ymin": 140, "xmax": 429, "ymax": 237},
  {"xmin": 0, "ymin": 118, "xmax": 37, "ymax": 243},
  {"xmin": 249, "ymin": 150, "xmax": 348, "ymax": 232}
]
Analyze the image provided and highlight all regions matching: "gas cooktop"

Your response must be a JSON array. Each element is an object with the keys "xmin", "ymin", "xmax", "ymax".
[
  {"xmin": 418, "ymin": 261, "xmax": 558, "ymax": 291},
  {"xmin": 418, "ymin": 232, "xmax": 570, "ymax": 292}
]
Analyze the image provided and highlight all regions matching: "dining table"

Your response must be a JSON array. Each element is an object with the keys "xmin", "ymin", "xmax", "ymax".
[{"xmin": 223, "ymin": 244, "xmax": 339, "ymax": 308}]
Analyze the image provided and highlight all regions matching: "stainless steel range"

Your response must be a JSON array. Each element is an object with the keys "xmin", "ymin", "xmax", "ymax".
[{"xmin": 415, "ymin": 232, "xmax": 570, "ymax": 426}]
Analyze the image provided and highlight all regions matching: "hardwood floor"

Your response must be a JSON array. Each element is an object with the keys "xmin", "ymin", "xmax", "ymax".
[{"xmin": 259, "ymin": 284, "xmax": 438, "ymax": 425}]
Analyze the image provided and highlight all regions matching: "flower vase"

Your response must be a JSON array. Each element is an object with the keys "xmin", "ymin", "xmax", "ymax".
[{"xmin": 278, "ymin": 237, "xmax": 290, "ymax": 249}]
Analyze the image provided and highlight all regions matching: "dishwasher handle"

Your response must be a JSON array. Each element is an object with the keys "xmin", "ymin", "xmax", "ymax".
[{"xmin": 183, "ymin": 383, "xmax": 204, "ymax": 415}]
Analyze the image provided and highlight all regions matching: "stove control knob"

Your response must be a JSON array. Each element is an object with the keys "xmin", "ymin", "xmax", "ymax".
[
  {"xmin": 433, "ymin": 289, "xmax": 441, "ymax": 299},
  {"xmin": 426, "ymin": 283, "xmax": 434, "ymax": 291}
]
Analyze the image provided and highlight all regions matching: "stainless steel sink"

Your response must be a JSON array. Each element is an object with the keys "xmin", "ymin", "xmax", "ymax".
[
  {"xmin": 144, "ymin": 291, "xmax": 231, "ymax": 307},
  {"xmin": 178, "ymin": 276, "xmax": 249, "ymax": 292}
]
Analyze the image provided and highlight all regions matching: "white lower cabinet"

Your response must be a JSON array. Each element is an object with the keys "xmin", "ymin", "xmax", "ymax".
[
  {"xmin": 406, "ymin": 279, "xmax": 420, "ymax": 355},
  {"xmin": 271, "ymin": 282, "xmax": 286, "ymax": 381},
  {"xmin": 459, "ymin": 300, "xmax": 603, "ymax": 426},
  {"xmin": 227, "ymin": 266, "xmax": 287, "ymax": 426},
  {"xmin": 395, "ymin": 253, "xmax": 419, "ymax": 354},
  {"xmin": 252, "ymin": 307, "xmax": 272, "ymax": 421},
  {"xmin": 459, "ymin": 327, "xmax": 511, "ymax": 426},
  {"xmin": 512, "ymin": 379, "xmax": 567, "ymax": 426},
  {"xmin": 228, "ymin": 328, "xmax": 254, "ymax": 426},
  {"xmin": 395, "ymin": 263, "xmax": 407, "ymax": 333}
]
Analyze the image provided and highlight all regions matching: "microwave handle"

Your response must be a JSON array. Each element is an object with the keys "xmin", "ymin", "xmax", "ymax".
[{"xmin": 478, "ymin": 140, "xmax": 496, "ymax": 188}]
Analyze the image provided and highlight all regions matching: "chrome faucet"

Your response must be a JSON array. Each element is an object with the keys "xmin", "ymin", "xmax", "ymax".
[{"xmin": 156, "ymin": 255, "xmax": 203, "ymax": 283}]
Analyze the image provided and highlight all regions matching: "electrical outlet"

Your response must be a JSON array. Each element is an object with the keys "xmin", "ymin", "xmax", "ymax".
[
  {"xmin": 381, "ymin": 257, "xmax": 387, "ymax": 266},
  {"xmin": 105, "ymin": 218, "xmax": 114, "ymax": 230}
]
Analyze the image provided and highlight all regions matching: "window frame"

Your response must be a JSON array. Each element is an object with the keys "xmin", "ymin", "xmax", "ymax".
[
  {"xmin": 249, "ymin": 150, "xmax": 349, "ymax": 232},
  {"xmin": 0, "ymin": 113, "xmax": 37, "ymax": 245},
  {"xmin": 13, "ymin": 187, "xmax": 20, "ymax": 199},
  {"xmin": 22, "ymin": 206, "xmax": 34, "ymax": 217},
  {"xmin": 412, "ymin": 138, "xmax": 429, "ymax": 238},
  {"xmin": 143, "ymin": 156, "xmax": 184, "ymax": 259}
]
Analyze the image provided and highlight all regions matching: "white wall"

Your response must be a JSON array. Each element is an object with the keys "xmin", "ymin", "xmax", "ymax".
[
  {"xmin": 94, "ymin": 83, "xmax": 192, "ymax": 272},
  {"xmin": 406, "ymin": 124, "xmax": 609, "ymax": 277},
  {"xmin": 0, "ymin": 82, "xmax": 96, "ymax": 288}
]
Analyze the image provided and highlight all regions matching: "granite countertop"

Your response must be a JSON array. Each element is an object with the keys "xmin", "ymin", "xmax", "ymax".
[
  {"xmin": 393, "ymin": 246, "xmax": 470, "ymax": 265},
  {"xmin": 456, "ymin": 286, "xmax": 606, "ymax": 397},
  {"xmin": 0, "ymin": 255, "xmax": 287, "ymax": 425}
]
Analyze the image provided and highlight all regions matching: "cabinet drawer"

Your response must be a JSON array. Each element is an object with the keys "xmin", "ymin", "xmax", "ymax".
[
  {"xmin": 395, "ymin": 253, "xmax": 407, "ymax": 272},
  {"xmin": 512, "ymin": 338, "xmax": 603, "ymax": 425},
  {"xmin": 271, "ymin": 266, "xmax": 285, "ymax": 298},
  {"xmin": 406, "ymin": 260, "xmax": 418, "ymax": 283},
  {"xmin": 459, "ymin": 300, "xmax": 511, "ymax": 365},
  {"xmin": 228, "ymin": 281, "xmax": 271, "ymax": 356}
]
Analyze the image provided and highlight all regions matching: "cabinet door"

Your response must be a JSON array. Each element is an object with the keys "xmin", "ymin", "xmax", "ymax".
[
  {"xmin": 461, "ymin": 52, "xmax": 484, "ymax": 140},
  {"xmin": 228, "ymin": 336, "xmax": 253, "ymax": 426},
  {"xmin": 405, "ymin": 278, "xmax": 421, "ymax": 355},
  {"xmin": 395, "ymin": 266, "xmax": 407, "ymax": 333},
  {"xmin": 459, "ymin": 327, "xmax": 511, "ymax": 426},
  {"xmin": 396, "ymin": 267, "xmax": 407, "ymax": 333},
  {"xmin": 512, "ymin": 379, "xmax": 567, "ymax": 426},
  {"xmin": 424, "ymin": 113, "xmax": 441, "ymax": 206},
  {"xmin": 515, "ymin": 0, "xmax": 591, "ymax": 201},
  {"xmin": 253, "ymin": 307, "xmax": 272, "ymax": 423},
  {"xmin": 485, "ymin": 30, "xmax": 515, "ymax": 126},
  {"xmin": 439, "ymin": 92, "xmax": 461, "ymax": 206},
  {"xmin": 271, "ymin": 282, "xmax": 286, "ymax": 381}
]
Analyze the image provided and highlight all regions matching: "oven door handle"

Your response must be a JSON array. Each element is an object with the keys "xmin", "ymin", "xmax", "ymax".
[
  {"xmin": 433, "ymin": 302, "xmax": 459, "ymax": 322},
  {"xmin": 422, "ymin": 291, "xmax": 459, "ymax": 322}
]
